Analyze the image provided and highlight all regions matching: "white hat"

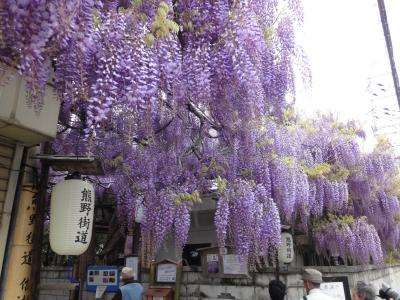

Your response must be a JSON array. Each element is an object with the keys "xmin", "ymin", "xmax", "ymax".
[
  {"xmin": 121, "ymin": 267, "xmax": 134, "ymax": 280},
  {"xmin": 302, "ymin": 268, "xmax": 323, "ymax": 284}
]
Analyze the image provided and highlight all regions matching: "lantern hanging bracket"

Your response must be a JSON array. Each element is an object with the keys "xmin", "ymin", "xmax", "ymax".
[
  {"xmin": 32, "ymin": 155, "xmax": 104, "ymax": 175},
  {"xmin": 65, "ymin": 172, "xmax": 82, "ymax": 180}
]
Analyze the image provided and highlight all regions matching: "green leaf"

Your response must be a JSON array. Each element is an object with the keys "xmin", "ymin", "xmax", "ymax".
[{"xmin": 144, "ymin": 33, "xmax": 155, "ymax": 46}]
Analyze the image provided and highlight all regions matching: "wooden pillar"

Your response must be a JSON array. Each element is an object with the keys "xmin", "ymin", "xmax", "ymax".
[
  {"xmin": 29, "ymin": 157, "xmax": 50, "ymax": 300},
  {"xmin": 3, "ymin": 185, "xmax": 37, "ymax": 300},
  {"xmin": 174, "ymin": 261, "xmax": 183, "ymax": 300}
]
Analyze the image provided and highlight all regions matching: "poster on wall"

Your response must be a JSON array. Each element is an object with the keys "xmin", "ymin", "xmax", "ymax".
[
  {"xmin": 321, "ymin": 276, "xmax": 352, "ymax": 300},
  {"xmin": 156, "ymin": 263, "xmax": 177, "ymax": 283},
  {"xmin": 86, "ymin": 266, "xmax": 119, "ymax": 292},
  {"xmin": 222, "ymin": 254, "xmax": 247, "ymax": 275},
  {"xmin": 206, "ymin": 254, "xmax": 219, "ymax": 273}
]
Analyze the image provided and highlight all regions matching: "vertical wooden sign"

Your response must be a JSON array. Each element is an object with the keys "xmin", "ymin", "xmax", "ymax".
[{"xmin": 3, "ymin": 185, "xmax": 37, "ymax": 300}]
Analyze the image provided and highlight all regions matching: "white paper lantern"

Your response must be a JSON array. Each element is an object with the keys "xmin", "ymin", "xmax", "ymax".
[
  {"xmin": 278, "ymin": 232, "xmax": 294, "ymax": 264},
  {"xmin": 50, "ymin": 179, "xmax": 95, "ymax": 255}
]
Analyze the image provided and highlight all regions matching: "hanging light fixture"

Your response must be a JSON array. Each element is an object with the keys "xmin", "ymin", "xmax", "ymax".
[{"xmin": 49, "ymin": 173, "xmax": 95, "ymax": 255}]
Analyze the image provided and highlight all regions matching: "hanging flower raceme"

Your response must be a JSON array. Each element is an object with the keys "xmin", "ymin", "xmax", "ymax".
[
  {"xmin": 270, "ymin": 158, "xmax": 308, "ymax": 224},
  {"xmin": 140, "ymin": 189, "xmax": 174, "ymax": 253},
  {"xmin": 352, "ymin": 188, "xmax": 400, "ymax": 250},
  {"xmin": 0, "ymin": 0, "xmax": 102, "ymax": 111},
  {"xmin": 215, "ymin": 181, "xmax": 281, "ymax": 260},
  {"xmin": 312, "ymin": 215, "xmax": 383, "ymax": 265},
  {"xmin": 361, "ymin": 153, "xmax": 396, "ymax": 185},
  {"xmin": 255, "ymin": 185, "xmax": 281, "ymax": 255},
  {"xmin": 173, "ymin": 204, "xmax": 191, "ymax": 250}
]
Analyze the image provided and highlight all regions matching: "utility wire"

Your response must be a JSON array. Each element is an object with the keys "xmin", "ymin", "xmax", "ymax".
[{"xmin": 377, "ymin": 0, "xmax": 400, "ymax": 109}]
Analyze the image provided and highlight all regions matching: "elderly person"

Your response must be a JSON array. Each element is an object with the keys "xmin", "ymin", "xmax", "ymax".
[
  {"xmin": 301, "ymin": 268, "xmax": 334, "ymax": 300},
  {"xmin": 352, "ymin": 281, "xmax": 376, "ymax": 300},
  {"xmin": 112, "ymin": 267, "xmax": 143, "ymax": 300}
]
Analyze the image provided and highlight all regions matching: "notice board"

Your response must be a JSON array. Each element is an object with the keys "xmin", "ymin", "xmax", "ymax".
[
  {"xmin": 156, "ymin": 262, "xmax": 177, "ymax": 283},
  {"xmin": 86, "ymin": 266, "xmax": 119, "ymax": 292},
  {"xmin": 222, "ymin": 254, "xmax": 247, "ymax": 275},
  {"xmin": 321, "ymin": 276, "xmax": 351, "ymax": 300}
]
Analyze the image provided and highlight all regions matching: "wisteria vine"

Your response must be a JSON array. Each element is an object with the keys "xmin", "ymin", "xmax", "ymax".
[{"xmin": 1, "ymin": 1, "xmax": 400, "ymax": 266}]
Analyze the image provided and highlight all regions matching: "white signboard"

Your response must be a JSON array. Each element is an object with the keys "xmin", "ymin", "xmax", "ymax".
[
  {"xmin": 321, "ymin": 282, "xmax": 346, "ymax": 300},
  {"xmin": 153, "ymin": 297, "xmax": 163, "ymax": 300},
  {"xmin": 278, "ymin": 232, "xmax": 294, "ymax": 264},
  {"xmin": 125, "ymin": 256, "xmax": 139, "ymax": 280},
  {"xmin": 156, "ymin": 263, "xmax": 177, "ymax": 283},
  {"xmin": 222, "ymin": 255, "xmax": 247, "ymax": 275},
  {"xmin": 95, "ymin": 286, "xmax": 107, "ymax": 298},
  {"xmin": 207, "ymin": 254, "xmax": 218, "ymax": 262}
]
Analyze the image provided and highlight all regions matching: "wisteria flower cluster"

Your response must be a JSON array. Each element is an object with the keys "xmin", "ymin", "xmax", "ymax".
[
  {"xmin": 2, "ymin": 1, "xmax": 400, "ymax": 266},
  {"xmin": 312, "ymin": 215, "xmax": 383, "ymax": 265},
  {"xmin": 215, "ymin": 181, "xmax": 281, "ymax": 259}
]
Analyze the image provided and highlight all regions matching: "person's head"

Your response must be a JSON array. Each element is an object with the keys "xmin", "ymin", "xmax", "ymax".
[
  {"xmin": 120, "ymin": 267, "xmax": 134, "ymax": 283},
  {"xmin": 352, "ymin": 281, "xmax": 376, "ymax": 300},
  {"xmin": 268, "ymin": 279, "xmax": 286, "ymax": 300},
  {"xmin": 302, "ymin": 268, "xmax": 323, "ymax": 292}
]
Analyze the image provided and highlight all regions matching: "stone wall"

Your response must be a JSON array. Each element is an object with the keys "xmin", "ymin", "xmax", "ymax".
[
  {"xmin": 177, "ymin": 264, "xmax": 400, "ymax": 300},
  {"xmin": 39, "ymin": 266, "xmax": 73, "ymax": 300},
  {"xmin": 39, "ymin": 264, "xmax": 400, "ymax": 300},
  {"xmin": 39, "ymin": 266, "xmax": 115, "ymax": 300}
]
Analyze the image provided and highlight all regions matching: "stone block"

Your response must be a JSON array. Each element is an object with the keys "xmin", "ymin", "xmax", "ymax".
[
  {"xmin": 255, "ymin": 273, "xmax": 274, "ymax": 287},
  {"xmin": 198, "ymin": 284, "xmax": 226, "ymax": 298},
  {"xmin": 181, "ymin": 283, "xmax": 199, "ymax": 296},
  {"xmin": 185, "ymin": 271, "xmax": 202, "ymax": 283},
  {"xmin": 223, "ymin": 285, "xmax": 255, "ymax": 300},
  {"xmin": 229, "ymin": 277, "xmax": 253, "ymax": 286},
  {"xmin": 254, "ymin": 286, "xmax": 269, "ymax": 300},
  {"xmin": 285, "ymin": 273, "xmax": 302, "ymax": 287},
  {"xmin": 287, "ymin": 285, "xmax": 303, "ymax": 300}
]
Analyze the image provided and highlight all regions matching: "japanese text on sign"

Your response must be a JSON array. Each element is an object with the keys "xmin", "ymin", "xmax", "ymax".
[
  {"xmin": 156, "ymin": 263, "xmax": 177, "ymax": 283},
  {"xmin": 278, "ymin": 232, "xmax": 294, "ymax": 264},
  {"xmin": 321, "ymin": 282, "xmax": 346, "ymax": 300},
  {"xmin": 75, "ymin": 188, "xmax": 92, "ymax": 244},
  {"xmin": 222, "ymin": 255, "xmax": 247, "ymax": 275}
]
